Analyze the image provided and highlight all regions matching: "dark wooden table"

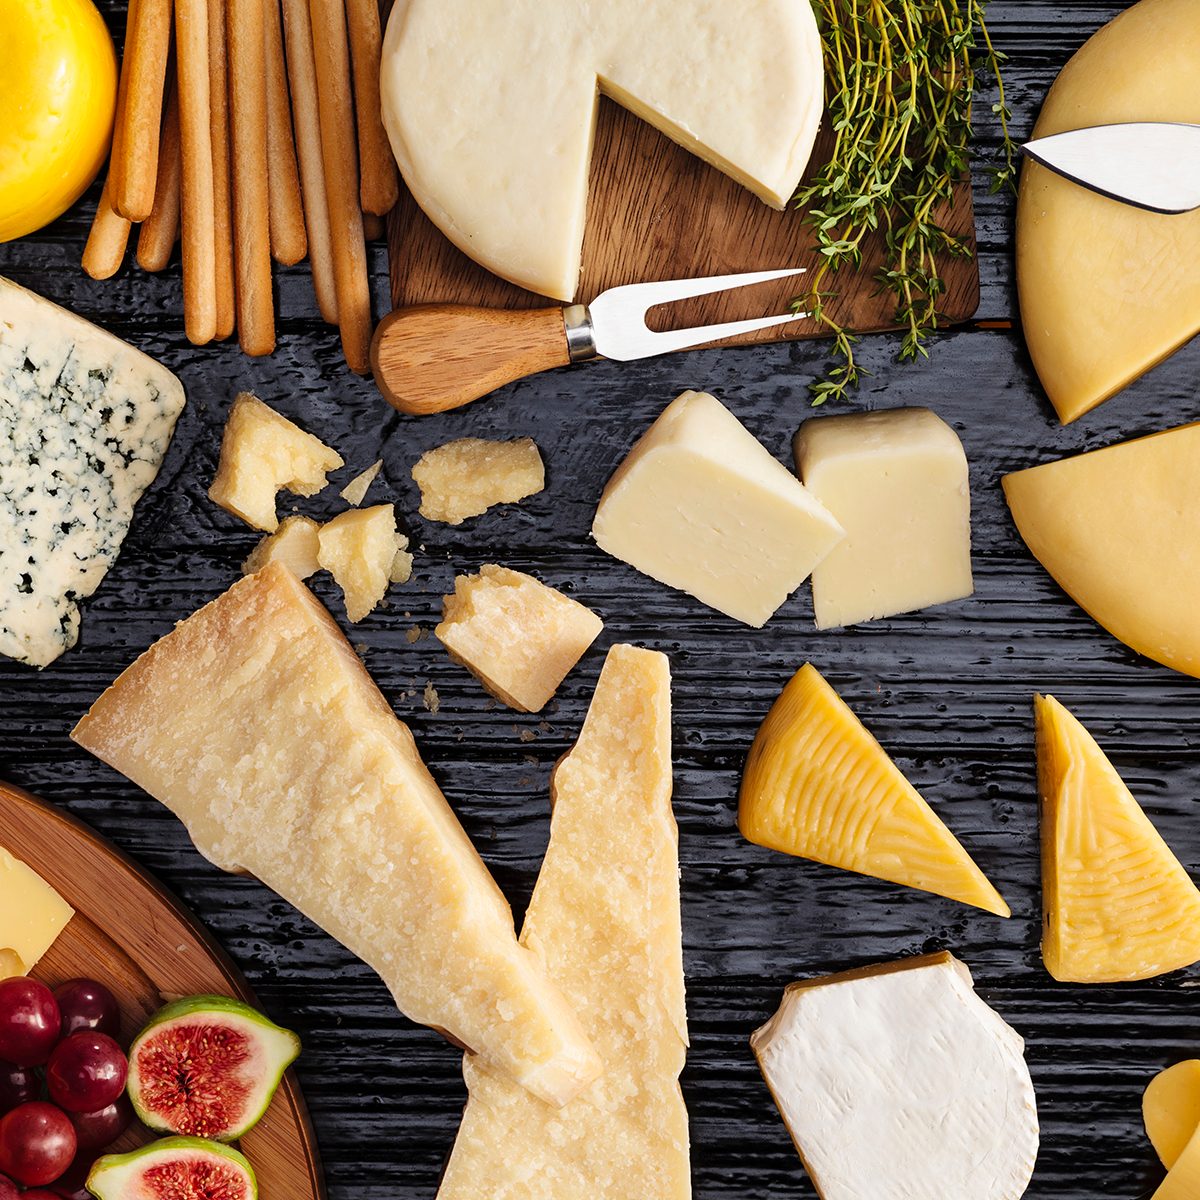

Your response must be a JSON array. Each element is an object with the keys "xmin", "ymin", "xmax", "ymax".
[{"xmin": 3, "ymin": 4, "xmax": 1198, "ymax": 1197}]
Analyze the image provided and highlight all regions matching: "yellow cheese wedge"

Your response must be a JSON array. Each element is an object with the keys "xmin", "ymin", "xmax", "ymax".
[
  {"xmin": 1003, "ymin": 424, "xmax": 1200, "ymax": 678},
  {"xmin": 1016, "ymin": 0, "xmax": 1200, "ymax": 423},
  {"xmin": 0, "ymin": 949, "xmax": 25, "ymax": 979},
  {"xmin": 1153, "ymin": 1123, "xmax": 1200, "ymax": 1200},
  {"xmin": 739, "ymin": 664, "xmax": 1009, "ymax": 916},
  {"xmin": 1145, "ymin": 1061, "xmax": 1200, "ymax": 1169},
  {"xmin": 437, "ymin": 645, "xmax": 690, "ymax": 1200},
  {"xmin": 1036, "ymin": 694, "xmax": 1200, "ymax": 983},
  {"xmin": 0, "ymin": 845, "xmax": 74, "ymax": 971},
  {"xmin": 71, "ymin": 564, "xmax": 600, "ymax": 1106}
]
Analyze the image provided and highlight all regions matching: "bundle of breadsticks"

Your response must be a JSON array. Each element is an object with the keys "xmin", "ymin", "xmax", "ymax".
[{"xmin": 82, "ymin": 0, "xmax": 397, "ymax": 373}]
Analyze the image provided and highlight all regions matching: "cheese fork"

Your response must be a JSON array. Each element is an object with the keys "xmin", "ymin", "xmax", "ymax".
[{"xmin": 370, "ymin": 267, "xmax": 807, "ymax": 415}]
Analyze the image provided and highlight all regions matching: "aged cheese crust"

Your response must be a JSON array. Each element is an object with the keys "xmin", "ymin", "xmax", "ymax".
[
  {"xmin": 437, "ymin": 645, "xmax": 689, "ymax": 1200},
  {"xmin": 71, "ymin": 565, "xmax": 601, "ymax": 1106},
  {"xmin": 381, "ymin": 0, "xmax": 823, "ymax": 300},
  {"xmin": 412, "ymin": 438, "xmax": 544, "ymax": 526},
  {"xmin": 436, "ymin": 566, "xmax": 603, "ymax": 713},
  {"xmin": 0, "ymin": 276, "xmax": 185, "ymax": 667}
]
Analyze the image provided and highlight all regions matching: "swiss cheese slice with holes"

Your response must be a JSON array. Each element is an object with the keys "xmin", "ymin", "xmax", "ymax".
[
  {"xmin": 1016, "ymin": 0, "xmax": 1200, "ymax": 423},
  {"xmin": 380, "ymin": 0, "xmax": 823, "ymax": 300},
  {"xmin": 1036, "ymin": 694, "xmax": 1200, "ymax": 983}
]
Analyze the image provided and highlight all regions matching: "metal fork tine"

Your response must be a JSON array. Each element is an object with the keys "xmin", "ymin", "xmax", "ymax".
[
  {"xmin": 600, "ymin": 267, "xmax": 806, "ymax": 313},
  {"xmin": 635, "ymin": 310, "xmax": 810, "ymax": 358}
]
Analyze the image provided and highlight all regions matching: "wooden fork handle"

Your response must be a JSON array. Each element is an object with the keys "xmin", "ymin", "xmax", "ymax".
[{"xmin": 370, "ymin": 304, "xmax": 572, "ymax": 415}]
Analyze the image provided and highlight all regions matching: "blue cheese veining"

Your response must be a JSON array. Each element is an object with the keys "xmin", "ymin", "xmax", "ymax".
[{"xmin": 0, "ymin": 277, "xmax": 186, "ymax": 667}]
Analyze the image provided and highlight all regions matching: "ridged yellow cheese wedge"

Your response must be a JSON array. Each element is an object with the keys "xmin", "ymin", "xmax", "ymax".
[
  {"xmin": 1004, "ymin": 424, "xmax": 1200, "ymax": 678},
  {"xmin": 1152, "ymin": 1124, "xmax": 1200, "ymax": 1200},
  {"xmin": 1036, "ymin": 694, "xmax": 1200, "ymax": 983},
  {"xmin": 1145, "ymin": 1061, "xmax": 1200, "ymax": 1170},
  {"xmin": 739, "ymin": 664, "xmax": 1009, "ymax": 916}
]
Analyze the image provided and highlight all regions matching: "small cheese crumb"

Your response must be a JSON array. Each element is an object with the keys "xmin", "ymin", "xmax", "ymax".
[
  {"xmin": 412, "ymin": 438, "xmax": 544, "ymax": 525},
  {"xmin": 317, "ymin": 505, "xmax": 406, "ymax": 622},
  {"xmin": 340, "ymin": 459, "xmax": 384, "ymax": 506},
  {"xmin": 209, "ymin": 393, "xmax": 344, "ymax": 531},
  {"xmin": 243, "ymin": 516, "xmax": 322, "ymax": 579},
  {"xmin": 390, "ymin": 537, "xmax": 414, "ymax": 584},
  {"xmin": 423, "ymin": 683, "xmax": 440, "ymax": 713},
  {"xmin": 436, "ymin": 565, "xmax": 602, "ymax": 713}
]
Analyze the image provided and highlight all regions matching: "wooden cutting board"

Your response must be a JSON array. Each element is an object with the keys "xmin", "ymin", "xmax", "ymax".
[
  {"xmin": 386, "ymin": 97, "xmax": 979, "ymax": 345},
  {"xmin": 0, "ymin": 781, "xmax": 325, "ymax": 1200}
]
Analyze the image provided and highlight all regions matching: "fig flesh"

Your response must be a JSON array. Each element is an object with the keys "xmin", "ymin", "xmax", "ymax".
[
  {"xmin": 87, "ymin": 1137, "xmax": 256, "ymax": 1200},
  {"xmin": 126, "ymin": 996, "xmax": 299, "ymax": 1142}
]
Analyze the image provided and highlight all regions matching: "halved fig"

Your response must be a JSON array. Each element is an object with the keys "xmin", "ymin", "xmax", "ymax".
[
  {"xmin": 126, "ymin": 996, "xmax": 299, "ymax": 1142},
  {"xmin": 87, "ymin": 1137, "xmax": 256, "ymax": 1200}
]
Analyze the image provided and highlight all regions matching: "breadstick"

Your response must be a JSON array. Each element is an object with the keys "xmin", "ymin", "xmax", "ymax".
[
  {"xmin": 362, "ymin": 211, "xmax": 384, "ymax": 241},
  {"xmin": 111, "ymin": 0, "xmax": 173, "ymax": 221},
  {"xmin": 176, "ymin": 0, "xmax": 217, "ymax": 345},
  {"xmin": 83, "ymin": 176, "xmax": 132, "ymax": 280},
  {"xmin": 209, "ymin": 0, "xmax": 236, "ymax": 339},
  {"xmin": 344, "ymin": 0, "xmax": 398, "ymax": 216},
  {"xmin": 264, "ymin": 0, "xmax": 307, "ymax": 265},
  {"xmin": 280, "ymin": 0, "xmax": 338, "ymax": 323},
  {"xmin": 137, "ymin": 78, "xmax": 182, "ymax": 272},
  {"xmin": 228, "ymin": 0, "xmax": 276, "ymax": 356},
  {"xmin": 309, "ymin": 0, "xmax": 372, "ymax": 372}
]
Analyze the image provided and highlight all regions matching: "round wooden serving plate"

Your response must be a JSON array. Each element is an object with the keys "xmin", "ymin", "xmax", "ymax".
[{"xmin": 0, "ymin": 780, "xmax": 326, "ymax": 1200}]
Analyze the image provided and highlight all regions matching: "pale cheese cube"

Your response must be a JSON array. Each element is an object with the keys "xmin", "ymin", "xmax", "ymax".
[
  {"xmin": 412, "ymin": 438, "xmax": 544, "ymax": 526},
  {"xmin": 793, "ymin": 407, "xmax": 973, "ymax": 630},
  {"xmin": 209, "ymin": 392, "xmax": 344, "ymax": 531},
  {"xmin": 0, "ymin": 845, "xmax": 74, "ymax": 972},
  {"xmin": 436, "ymin": 566, "xmax": 603, "ymax": 713},
  {"xmin": 592, "ymin": 390, "xmax": 843, "ymax": 627},
  {"xmin": 317, "ymin": 505, "xmax": 406, "ymax": 622},
  {"xmin": 243, "ymin": 516, "xmax": 322, "ymax": 579}
]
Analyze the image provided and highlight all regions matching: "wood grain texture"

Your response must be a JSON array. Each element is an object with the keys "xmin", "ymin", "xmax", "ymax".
[
  {"xmin": 0, "ymin": 782, "xmax": 324, "ymax": 1200},
  {"xmin": 4, "ymin": 3, "xmax": 1200, "ymax": 1199}
]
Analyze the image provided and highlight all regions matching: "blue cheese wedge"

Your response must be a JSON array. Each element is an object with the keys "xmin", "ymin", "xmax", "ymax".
[{"xmin": 0, "ymin": 277, "xmax": 186, "ymax": 667}]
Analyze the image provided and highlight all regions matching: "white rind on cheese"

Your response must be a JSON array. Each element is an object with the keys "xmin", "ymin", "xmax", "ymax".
[
  {"xmin": 437, "ymin": 644, "xmax": 690, "ymax": 1200},
  {"xmin": 752, "ymin": 953, "xmax": 1039, "ymax": 1200},
  {"xmin": 70, "ymin": 564, "xmax": 601, "ymax": 1107},
  {"xmin": 380, "ymin": 0, "xmax": 823, "ymax": 300},
  {"xmin": 0, "ymin": 276, "xmax": 185, "ymax": 667}
]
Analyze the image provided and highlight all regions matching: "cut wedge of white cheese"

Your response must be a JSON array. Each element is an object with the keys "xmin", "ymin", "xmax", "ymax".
[
  {"xmin": 380, "ymin": 0, "xmax": 823, "ymax": 300},
  {"xmin": 752, "ymin": 952, "xmax": 1038, "ymax": 1200},
  {"xmin": 0, "ymin": 277, "xmax": 185, "ymax": 667}
]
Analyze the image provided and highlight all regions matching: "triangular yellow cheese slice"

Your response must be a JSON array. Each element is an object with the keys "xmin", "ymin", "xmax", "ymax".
[
  {"xmin": 1145, "ymin": 1061, "xmax": 1200, "ymax": 1170},
  {"xmin": 1004, "ymin": 423, "xmax": 1200, "ymax": 679},
  {"xmin": 738, "ymin": 664, "xmax": 1009, "ymax": 916},
  {"xmin": 437, "ymin": 644, "xmax": 690, "ymax": 1200},
  {"xmin": 1036, "ymin": 694, "xmax": 1200, "ymax": 983}
]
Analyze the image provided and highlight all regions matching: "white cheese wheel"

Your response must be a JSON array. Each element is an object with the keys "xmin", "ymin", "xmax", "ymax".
[{"xmin": 380, "ymin": 0, "xmax": 824, "ymax": 300}]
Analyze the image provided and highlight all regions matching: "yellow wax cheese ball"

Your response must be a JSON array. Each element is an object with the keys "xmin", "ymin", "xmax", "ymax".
[{"xmin": 0, "ymin": 0, "xmax": 118, "ymax": 242}]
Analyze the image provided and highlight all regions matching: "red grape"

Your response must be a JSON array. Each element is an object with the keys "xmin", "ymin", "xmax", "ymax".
[
  {"xmin": 45, "ymin": 1153, "xmax": 96, "ymax": 1200},
  {"xmin": 45, "ymin": 1034, "xmax": 127, "ymax": 1114},
  {"xmin": 67, "ymin": 1094, "xmax": 132, "ymax": 1151},
  {"xmin": 52, "ymin": 982, "xmax": 120, "ymax": 1041},
  {"xmin": 19, "ymin": 1191, "xmax": 61, "ymax": 1200},
  {"xmin": 0, "ymin": 1172, "xmax": 15, "ymax": 1200},
  {"xmin": 0, "ymin": 980, "xmax": 60, "ymax": 1067},
  {"xmin": 0, "ymin": 1062, "xmax": 37, "ymax": 1115},
  {"xmin": 0, "ymin": 1102, "xmax": 76, "ymax": 1186}
]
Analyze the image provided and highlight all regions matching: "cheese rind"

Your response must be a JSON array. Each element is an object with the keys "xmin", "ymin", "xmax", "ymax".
[
  {"xmin": 436, "ymin": 566, "xmax": 603, "ymax": 713},
  {"xmin": 242, "ymin": 516, "xmax": 322, "ymax": 580},
  {"xmin": 316, "ymin": 505, "xmax": 404, "ymax": 622},
  {"xmin": 381, "ymin": 0, "xmax": 823, "ymax": 300},
  {"xmin": 412, "ymin": 438, "xmax": 544, "ymax": 526},
  {"xmin": 0, "ymin": 845, "xmax": 74, "ymax": 971},
  {"xmin": 70, "ymin": 564, "xmax": 600, "ymax": 1106},
  {"xmin": 794, "ymin": 408, "xmax": 973, "ymax": 629},
  {"xmin": 1145, "ymin": 1061, "xmax": 1200, "ymax": 1170},
  {"xmin": 1036, "ymin": 694, "xmax": 1200, "ymax": 983},
  {"xmin": 438, "ymin": 644, "xmax": 689, "ymax": 1200},
  {"xmin": 740, "ymin": 664, "xmax": 1009, "ymax": 916},
  {"xmin": 1016, "ymin": 0, "xmax": 1200, "ymax": 423},
  {"xmin": 751, "ymin": 953, "xmax": 1038, "ymax": 1200},
  {"xmin": 0, "ymin": 276, "xmax": 186, "ymax": 668},
  {"xmin": 593, "ymin": 391, "xmax": 844, "ymax": 627},
  {"xmin": 1003, "ymin": 424, "xmax": 1200, "ymax": 678}
]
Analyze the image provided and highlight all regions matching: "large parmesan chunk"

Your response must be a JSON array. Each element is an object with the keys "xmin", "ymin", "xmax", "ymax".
[
  {"xmin": 208, "ymin": 393, "xmax": 343, "ymax": 531},
  {"xmin": 0, "ymin": 844, "xmax": 74, "ymax": 973},
  {"xmin": 436, "ymin": 566, "xmax": 603, "ymax": 713},
  {"xmin": 1036, "ymin": 694, "xmax": 1200, "ymax": 983},
  {"xmin": 740, "ymin": 664, "xmax": 1009, "ymax": 916},
  {"xmin": 437, "ymin": 645, "xmax": 689, "ymax": 1200},
  {"xmin": 316, "ymin": 505, "xmax": 406, "ymax": 622},
  {"xmin": 752, "ymin": 953, "xmax": 1038, "ymax": 1200},
  {"xmin": 242, "ymin": 516, "xmax": 322, "ymax": 579},
  {"xmin": 381, "ymin": 0, "xmax": 823, "ymax": 300},
  {"xmin": 593, "ymin": 391, "xmax": 843, "ymax": 627},
  {"xmin": 70, "ymin": 565, "xmax": 601, "ymax": 1106},
  {"xmin": 412, "ymin": 438, "xmax": 544, "ymax": 526}
]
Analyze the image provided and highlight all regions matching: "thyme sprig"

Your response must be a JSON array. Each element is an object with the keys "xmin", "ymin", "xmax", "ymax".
[{"xmin": 799, "ymin": 0, "xmax": 1015, "ymax": 404}]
